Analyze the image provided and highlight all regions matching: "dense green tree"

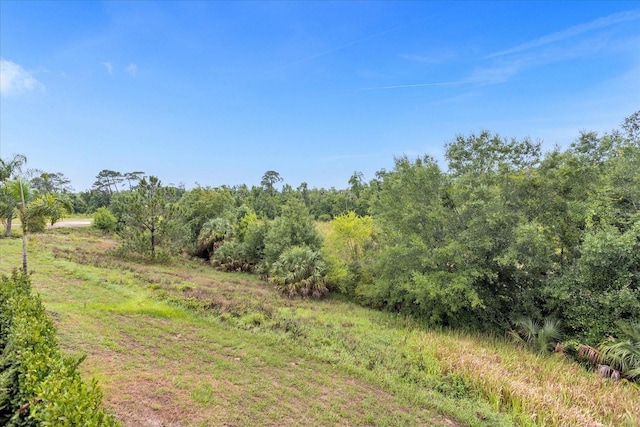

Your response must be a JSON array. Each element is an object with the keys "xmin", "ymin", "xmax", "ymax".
[
  {"xmin": 196, "ymin": 217, "xmax": 234, "ymax": 258},
  {"xmin": 92, "ymin": 169, "xmax": 124, "ymax": 195},
  {"xmin": 323, "ymin": 211, "xmax": 375, "ymax": 294},
  {"xmin": 247, "ymin": 186, "xmax": 281, "ymax": 219},
  {"xmin": 363, "ymin": 133, "xmax": 560, "ymax": 329},
  {"xmin": 260, "ymin": 170, "xmax": 283, "ymax": 195},
  {"xmin": 210, "ymin": 209, "xmax": 268, "ymax": 272},
  {"xmin": 363, "ymin": 155, "xmax": 485, "ymax": 325},
  {"xmin": 306, "ymin": 187, "xmax": 350, "ymax": 220},
  {"xmin": 112, "ymin": 176, "xmax": 184, "ymax": 258},
  {"xmin": 30, "ymin": 171, "xmax": 73, "ymax": 194},
  {"xmin": 263, "ymin": 197, "xmax": 322, "ymax": 268},
  {"xmin": 537, "ymin": 122, "xmax": 640, "ymax": 343},
  {"xmin": 445, "ymin": 130, "xmax": 541, "ymax": 177},
  {"xmin": 74, "ymin": 189, "xmax": 111, "ymax": 213},
  {"xmin": 177, "ymin": 186, "xmax": 235, "ymax": 255}
]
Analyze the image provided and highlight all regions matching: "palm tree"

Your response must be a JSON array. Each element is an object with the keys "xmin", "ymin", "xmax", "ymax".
[
  {"xmin": 0, "ymin": 154, "xmax": 27, "ymax": 182},
  {"xmin": 4, "ymin": 179, "xmax": 72, "ymax": 273},
  {"xmin": 269, "ymin": 246, "xmax": 328, "ymax": 298},
  {"xmin": 4, "ymin": 178, "xmax": 33, "ymax": 272},
  {"xmin": 196, "ymin": 217, "xmax": 233, "ymax": 258},
  {"xmin": 509, "ymin": 317, "xmax": 562, "ymax": 354},
  {"xmin": 600, "ymin": 323, "xmax": 640, "ymax": 382},
  {"xmin": 0, "ymin": 154, "xmax": 27, "ymax": 237}
]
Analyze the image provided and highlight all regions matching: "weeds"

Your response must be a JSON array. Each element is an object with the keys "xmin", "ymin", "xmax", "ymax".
[{"xmin": 1, "ymin": 229, "xmax": 638, "ymax": 426}]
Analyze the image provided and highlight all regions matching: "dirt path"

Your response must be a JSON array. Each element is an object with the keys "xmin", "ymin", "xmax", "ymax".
[{"xmin": 49, "ymin": 220, "xmax": 92, "ymax": 228}]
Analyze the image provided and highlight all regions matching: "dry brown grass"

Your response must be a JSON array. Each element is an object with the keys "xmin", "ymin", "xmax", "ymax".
[{"xmin": 416, "ymin": 331, "xmax": 639, "ymax": 427}]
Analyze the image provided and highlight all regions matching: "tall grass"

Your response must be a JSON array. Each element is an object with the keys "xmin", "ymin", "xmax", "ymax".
[{"xmin": 422, "ymin": 331, "xmax": 639, "ymax": 426}]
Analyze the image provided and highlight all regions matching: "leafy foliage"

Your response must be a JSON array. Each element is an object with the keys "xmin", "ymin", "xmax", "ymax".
[
  {"xmin": 323, "ymin": 211, "xmax": 375, "ymax": 294},
  {"xmin": 177, "ymin": 186, "xmax": 235, "ymax": 255},
  {"xmin": 263, "ymin": 197, "xmax": 322, "ymax": 267},
  {"xmin": 0, "ymin": 271, "xmax": 117, "ymax": 426},
  {"xmin": 509, "ymin": 317, "xmax": 562, "ymax": 355},
  {"xmin": 196, "ymin": 217, "xmax": 234, "ymax": 258},
  {"xmin": 269, "ymin": 246, "xmax": 328, "ymax": 298},
  {"xmin": 111, "ymin": 176, "xmax": 186, "ymax": 258},
  {"xmin": 3, "ymin": 111, "xmax": 639, "ymax": 360},
  {"xmin": 93, "ymin": 207, "xmax": 117, "ymax": 232},
  {"xmin": 599, "ymin": 322, "xmax": 640, "ymax": 381}
]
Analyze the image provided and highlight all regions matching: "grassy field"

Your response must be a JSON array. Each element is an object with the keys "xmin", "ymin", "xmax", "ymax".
[{"xmin": 0, "ymin": 226, "xmax": 638, "ymax": 426}]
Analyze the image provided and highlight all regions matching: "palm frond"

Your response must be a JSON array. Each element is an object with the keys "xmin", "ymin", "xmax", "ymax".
[
  {"xmin": 598, "ymin": 322, "xmax": 640, "ymax": 382},
  {"xmin": 578, "ymin": 344, "xmax": 603, "ymax": 365}
]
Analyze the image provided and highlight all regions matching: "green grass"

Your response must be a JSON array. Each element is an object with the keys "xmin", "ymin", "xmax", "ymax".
[{"xmin": 1, "ymin": 228, "xmax": 637, "ymax": 426}]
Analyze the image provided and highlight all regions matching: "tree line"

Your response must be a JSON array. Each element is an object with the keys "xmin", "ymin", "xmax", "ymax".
[{"xmin": 2, "ymin": 111, "xmax": 638, "ymax": 380}]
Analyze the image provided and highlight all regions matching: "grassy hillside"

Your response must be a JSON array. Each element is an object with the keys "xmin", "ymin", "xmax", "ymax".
[{"xmin": 0, "ymin": 227, "xmax": 637, "ymax": 426}]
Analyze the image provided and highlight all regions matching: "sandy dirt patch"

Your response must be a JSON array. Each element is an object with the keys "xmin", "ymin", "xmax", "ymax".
[{"xmin": 49, "ymin": 220, "xmax": 92, "ymax": 228}]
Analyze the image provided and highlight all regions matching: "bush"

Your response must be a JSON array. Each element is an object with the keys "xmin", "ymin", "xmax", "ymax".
[
  {"xmin": 211, "ymin": 241, "xmax": 249, "ymax": 272},
  {"xmin": 508, "ymin": 317, "xmax": 562, "ymax": 355},
  {"xmin": 263, "ymin": 198, "xmax": 322, "ymax": 266},
  {"xmin": 269, "ymin": 246, "xmax": 328, "ymax": 298},
  {"xmin": 195, "ymin": 217, "xmax": 233, "ymax": 258},
  {"xmin": 0, "ymin": 271, "xmax": 118, "ymax": 426},
  {"xmin": 599, "ymin": 322, "xmax": 640, "ymax": 382},
  {"xmin": 93, "ymin": 207, "xmax": 117, "ymax": 232},
  {"xmin": 25, "ymin": 216, "xmax": 46, "ymax": 233}
]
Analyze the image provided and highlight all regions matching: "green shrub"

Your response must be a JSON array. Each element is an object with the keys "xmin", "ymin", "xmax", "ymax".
[
  {"xmin": 599, "ymin": 322, "xmax": 640, "ymax": 382},
  {"xmin": 0, "ymin": 271, "xmax": 118, "ymax": 426},
  {"xmin": 508, "ymin": 317, "xmax": 562, "ymax": 355},
  {"xmin": 269, "ymin": 246, "xmax": 328, "ymax": 298},
  {"xmin": 241, "ymin": 220, "xmax": 268, "ymax": 267},
  {"xmin": 196, "ymin": 217, "xmax": 233, "ymax": 258},
  {"xmin": 26, "ymin": 216, "xmax": 47, "ymax": 233},
  {"xmin": 263, "ymin": 198, "xmax": 322, "ymax": 267},
  {"xmin": 211, "ymin": 241, "xmax": 248, "ymax": 272},
  {"xmin": 93, "ymin": 207, "xmax": 117, "ymax": 232}
]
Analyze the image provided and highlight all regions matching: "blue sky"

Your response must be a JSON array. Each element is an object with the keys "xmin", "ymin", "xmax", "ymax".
[{"xmin": 1, "ymin": 1, "xmax": 639, "ymax": 191}]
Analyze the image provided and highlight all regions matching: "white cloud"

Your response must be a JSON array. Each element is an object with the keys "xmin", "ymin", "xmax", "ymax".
[
  {"xmin": 488, "ymin": 9, "xmax": 640, "ymax": 58},
  {"xmin": 357, "ymin": 79, "xmax": 480, "ymax": 91},
  {"xmin": 102, "ymin": 61, "xmax": 113, "ymax": 74},
  {"xmin": 125, "ymin": 63, "xmax": 138, "ymax": 77},
  {"xmin": 355, "ymin": 10, "xmax": 640, "ymax": 92},
  {"xmin": 0, "ymin": 58, "xmax": 45, "ymax": 96}
]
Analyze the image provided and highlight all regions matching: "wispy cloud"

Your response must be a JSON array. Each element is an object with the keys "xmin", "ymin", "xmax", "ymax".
[
  {"xmin": 102, "ymin": 61, "xmax": 113, "ymax": 74},
  {"xmin": 431, "ymin": 91, "xmax": 478, "ymax": 106},
  {"xmin": 259, "ymin": 22, "xmax": 411, "ymax": 78},
  {"xmin": 357, "ymin": 79, "xmax": 481, "ymax": 91},
  {"xmin": 399, "ymin": 50, "xmax": 457, "ymax": 64},
  {"xmin": 0, "ymin": 58, "xmax": 45, "ymax": 96},
  {"xmin": 125, "ymin": 63, "xmax": 138, "ymax": 77},
  {"xmin": 466, "ymin": 64, "xmax": 520, "ymax": 85},
  {"xmin": 366, "ymin": 9, "xmax": 640, "ymax": 92},
  {"xmin": 487, "ymin": 9, "xmax": 640, "ymax": 58}
]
